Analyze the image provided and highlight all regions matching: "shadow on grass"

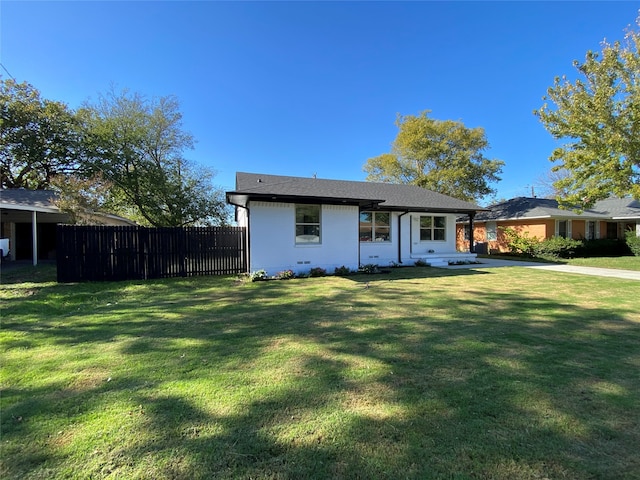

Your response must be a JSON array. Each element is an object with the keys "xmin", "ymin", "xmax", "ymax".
[{"xmin": 2, "ymin": 270, "xmax": 639, "ymax": 479}]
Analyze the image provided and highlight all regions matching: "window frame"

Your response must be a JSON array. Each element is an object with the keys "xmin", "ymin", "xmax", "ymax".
[
  {"xmin": 419, "ymin": 215, "xmax": 447, "ymax": 242},
  {"xmin": 295, "ymin": 204, "xmax": 321, "ymax": 245},
  {"xmin": 359, "ymin": 211, "xmax": 391, "ymax": 243}
]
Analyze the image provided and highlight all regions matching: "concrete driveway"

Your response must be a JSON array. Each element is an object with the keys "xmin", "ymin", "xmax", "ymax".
[{"xmin": 442, "ymin": 257, "xmax": 640, "ymax": 281}]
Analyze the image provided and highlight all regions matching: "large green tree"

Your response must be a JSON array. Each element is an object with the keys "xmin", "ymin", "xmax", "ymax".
[
  {"xmin": 0, "ymin": 79, "xmax": 81, "ymax": 189},
  {"xmin": 81, "ymin": 89, "xmax": 228, "ymax": 226},
  {"xmin": 535, "ymin": 17, "xmax": 640, "ymax": 206},
  {"xmin": 363, "ymin": 111, "xmax": 503, "ymax": 203}
]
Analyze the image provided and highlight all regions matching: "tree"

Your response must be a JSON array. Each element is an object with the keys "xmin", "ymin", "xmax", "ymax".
[
  {"xmin": 535, "ymin": 16, "xmax": 640, "ymax": 207},
  {"xmin": 50, "ymin": 173, "xmax": 114, "ymax": 225},
  {"xmin": 80, "ymin": 88, "xmax": 229, "ymax": 226},
  {"xmin": 363, "ymin": 111, "xmax": 504, "ymax": 203},
  {"xmin": 0, "ymin": 79, "xmax": 81, "ymax": 189},
  {"xmin": 534, "ymin": 168, "xmax": 572, "ymax": 199}
]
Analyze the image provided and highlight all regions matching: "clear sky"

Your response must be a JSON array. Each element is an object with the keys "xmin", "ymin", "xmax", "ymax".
[{"xmin": 1, "ymin": 1, "xmax": 638, "ymax": 204}]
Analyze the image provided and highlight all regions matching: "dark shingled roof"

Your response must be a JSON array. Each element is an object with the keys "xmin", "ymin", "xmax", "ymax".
[
  {"xmin": 227, "ymin": 172, "xmax": 483, "ymax": 213},
  {"xmin": 592, "ymin": 197, "xmax": 640, "ymax": 219},
  {"xmin": 0, "ymin": 189, "xmax": 59, "ymax": 211},
  {"xmin": 468, "ymin": 197, "xmax": 624, "ymax": 222}
]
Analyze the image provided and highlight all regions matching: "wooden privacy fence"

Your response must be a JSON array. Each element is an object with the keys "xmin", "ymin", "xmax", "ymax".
[{"xmin": 57, "ymin": 225, "xmax": 246, "ymax": 282}]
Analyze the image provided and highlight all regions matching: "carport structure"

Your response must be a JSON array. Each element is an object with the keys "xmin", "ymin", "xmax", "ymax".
[
  {"xmin": 1, "ymin": 189, "xmax": 134, "ymax": 266},
  {"xmin": 1, "ymin": 189, "xmax": 70, "ymax": 266}
]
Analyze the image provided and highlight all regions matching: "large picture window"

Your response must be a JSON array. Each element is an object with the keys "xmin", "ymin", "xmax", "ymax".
[
  {"xmin": 420, "ymin": 216, "xmax": 446, "ymax": 241},
  {"xmin": 295, "ymin": 204, "xmax": 321, "ymax": 244},
  {"xmin": 359, "ymin": 211, "xmax": 390, "ymax": 242}
]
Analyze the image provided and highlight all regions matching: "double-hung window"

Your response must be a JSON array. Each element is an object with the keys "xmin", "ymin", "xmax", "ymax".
[
  {"xmin": 295, "ymin": 204, "xmax": 321, "ymax": 244},
  {"xmin": 420, "ymin": 216, "xmax": 446, "ymax": 241},
  {"xmin": 359, "ymin": 211, "xmax": 390, "ymax": 242}
]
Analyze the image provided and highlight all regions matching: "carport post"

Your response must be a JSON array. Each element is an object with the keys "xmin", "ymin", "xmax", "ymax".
[{"xmin": 32, "ymin": 210, "xmax": 38, "ymax": 266}]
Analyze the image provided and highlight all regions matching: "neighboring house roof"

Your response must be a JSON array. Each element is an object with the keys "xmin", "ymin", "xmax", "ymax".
[
  {"xmin": 461, "ymin": 197, "xmax": 612, "ymax": 223},
  {"xmin": 0, "ymin": 189, "xmax": 60, "ymax": 213},
  {"xmin": 591, "ymin": 197, "xmax": 640, "ymax": 220},
  {"xmin": 0, "ymin": 188, "xmax": 136, "ymax": 225},
  {"xmin": 457, "ymin": 196, "xmax": 640, "ymax": 223},
  {"xmin": 227, "ymin": 172, "xmax": 483, "ymax": 213}
]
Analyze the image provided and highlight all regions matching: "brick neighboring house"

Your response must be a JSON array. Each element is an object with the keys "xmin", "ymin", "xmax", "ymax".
[{"xmin": 456, "ymin": 197, "xmax": 640, "ymax": 254}]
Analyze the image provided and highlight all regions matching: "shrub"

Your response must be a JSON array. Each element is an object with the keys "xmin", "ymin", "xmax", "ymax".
[
  {"xmin": 626, "ymin": 231, "xmax": 640, "ymax": 256},
  {"xmin": 275, "ymin": 269, "xmax": 295, "ymax": 280},
  {"xmin": 500, "ymin": 227, "xmax": 539, "ymax": 256},
  {"xmin": 359, "ymin": 263, "xmax": 379, "ymax": 273},
  {"xmin": 249, "ymin": 269, "xmax": 268, "ymax": 282},
  {"xmin": 309, "ymin": 267, "xmax": 327, "ymax": 277},
  {"xmin": 334, "ymin": 265, "xmax": 353, "ymax": 276},
  {"xmin": 575, "ymin": 238, "xmax": 630, "ymax": 257},
  {"xmin": 414, "ymin": 259, "xmax": 428, "ymax": 267},
  {"xmin": 534, "ymin": 236, "xmax": 583, "ymax": 259}
]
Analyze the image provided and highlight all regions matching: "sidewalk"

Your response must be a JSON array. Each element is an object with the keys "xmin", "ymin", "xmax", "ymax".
[{"xmin": 443, "ymin": 257, "xmax": 640, "ymax": 281}]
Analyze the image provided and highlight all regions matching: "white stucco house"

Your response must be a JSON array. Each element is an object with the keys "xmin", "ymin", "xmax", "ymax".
[{"xmin": 226, "ymin": 172, "xmax": 484, "ymax": 275}]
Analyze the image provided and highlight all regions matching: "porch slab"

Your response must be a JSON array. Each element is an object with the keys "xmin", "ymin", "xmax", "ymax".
[{"xmin": 410, "ymin": 252, "xmax": 478, "ymax": 267}]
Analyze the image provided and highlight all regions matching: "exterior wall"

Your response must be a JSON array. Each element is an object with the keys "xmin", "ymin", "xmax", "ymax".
[
  {"xmin": 247, "ymin": 205, "xmax": 462, "ymax": 274},
  {"xmin": 457, "ymin": 219, "xmax": 553, "ymax": 253},
  {"xmin": 408, "ymin": 213, "xmax": 459, "ymax": 256},
  {"xmin": 248, "ymin": 201, "xmax": 359, "ymax": 275},
  {"xmin": 572, "ymin": 220, "xmax": 585, "ymax": 239},
  {"xmin": 455, "ymin": 223, "xmax": 486, "ymax": 252},
  {"xmin": 359, "ymin": 211, "xmax": 402, "ymax": 266}
]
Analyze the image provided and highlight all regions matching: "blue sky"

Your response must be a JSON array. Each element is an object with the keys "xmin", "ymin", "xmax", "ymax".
[{"xmin": 1, "ymin": 1, "xmax": 638, "ymax": 204}]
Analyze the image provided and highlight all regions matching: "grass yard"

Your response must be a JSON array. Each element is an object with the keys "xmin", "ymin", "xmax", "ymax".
[
  {"xmin": 1, "ymin": 264, "xmax": 639, "ymax": 479},
  {"xmin": 562, "ymin": 256, "xmax": 640, "ymax": 271}
]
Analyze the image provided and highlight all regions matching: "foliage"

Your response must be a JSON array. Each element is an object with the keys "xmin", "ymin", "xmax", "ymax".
[
  {"xmin": 534, "ymin": 236, "xmax": 583, "ymax": 259},
  {"xmin": 275, "ymin": 269, "xmax": 295, "ymax": 280},
  {"xmin": 359, "ymin": 263, "xmax": 379, "ymax": 273},
  {"xmin": 535, "ymin": 17, "xmax": 640, "ymax": 206},
  {"xmin": 249, "ymin": 269, "xmax": 268, "ymax": 281},
  {"xmin": 0, "ymin": 79, "xmax": 81, "ymax": 189},
  {"xmin": 80, "ymin": 88, "xmax": 229, "ymax": 227},
  {"xmin": 414, "ymin": 258, "xmax": 428, "ymax": 267},
  {"xmin": 308, "ymin": 267, "xmax": 327, "ymax": 277},
  {"xmin": 626, "ymin": 230, "xmax": 640, "ymax": 256},
  {"xmin": 49, "ymin": 173, "xmax": 114, "ymax": 224},
  {"xmin": 363, "ymin": 111, "xmax": 504, "ymax": 202},
  {"xmin": 500, "ymin": 227, "xmax": 540, "ymax": 256},
  {"xmin": 334, "ymin": 265, "xmax": 353, "ymax": 276},
  {"xmin": 574, "ymin": 238, "xmax": 631, "ymax": 258}
]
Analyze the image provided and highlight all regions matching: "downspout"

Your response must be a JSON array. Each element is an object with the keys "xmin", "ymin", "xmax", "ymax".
[
  {"xmin": 244, "ymin": 207, "xmax": 250, "ymax": 273},
  {"xmin": 468, "ymin": 212, "xmax": 476, "ymax": 254},
  {"xmin": 397, "ymin": 211, "xmax": 409, "ymax": 264}
]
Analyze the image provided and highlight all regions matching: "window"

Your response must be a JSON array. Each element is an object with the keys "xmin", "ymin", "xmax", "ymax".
[
  {"xmin": 420, "ymin": 216, "xmax": 446, "ymax": 241},
  {"xmin": 606, "ymin": 222, "xmax": 618, "ymax": 239},
  {"xmin": 295, "ymin": 204, "xmax": 320, "ymax": 244},
  {"xmin": 486, "ymin": 222, "xmax": 497, "ymax": 242},
  {"xmin": 587, "ymin": 221, "xmax": 596, "ymax": 240},
  {"xmin": 360, "ymin": 211, "xmax": 390, "ymax": 242},
  {"xmin": 556, "ymin": 220, "xmax": 570, "ymax": 239}
]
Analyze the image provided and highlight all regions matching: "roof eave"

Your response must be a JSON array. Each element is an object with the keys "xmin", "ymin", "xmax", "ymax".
[{"xmin": 226, "ymin": 192, "xmax": 386, "ymax": 209}]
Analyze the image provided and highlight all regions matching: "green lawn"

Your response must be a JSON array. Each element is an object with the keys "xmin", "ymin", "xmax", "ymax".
[
  {"xmin": 563, "ymin": 256, "xmax": 640, "ymax": 271},
  {"xmin": 2, "ymin": 264, "xmax": 639, "ymax": 479},
  {"xmin": 483, "ymin": 254, "xmax": 640, "ymax": 271}
]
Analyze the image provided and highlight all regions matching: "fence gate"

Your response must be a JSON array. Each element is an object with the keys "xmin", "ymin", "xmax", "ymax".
[{"xmin": 57, "ymin": 225, "xmax": 246, "ymax": 282}]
